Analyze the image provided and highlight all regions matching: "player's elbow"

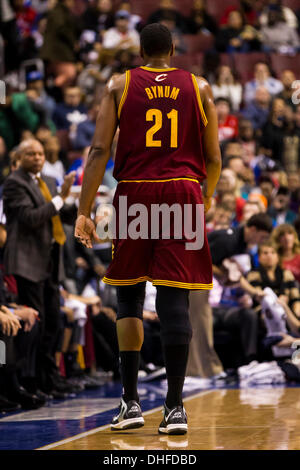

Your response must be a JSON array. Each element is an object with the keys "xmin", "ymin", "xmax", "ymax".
[
  {"xmin": 206, "ymin": 152, "xmax": 222, "ymax": 167},
  {"xmin": 88, "ymin": 145, "xmax": 110, "ymax": 163}
]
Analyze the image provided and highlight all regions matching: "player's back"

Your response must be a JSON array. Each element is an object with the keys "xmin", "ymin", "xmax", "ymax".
[{"xmin": 113, "ymin": 66, "xmax": 208, "ymax": 182}]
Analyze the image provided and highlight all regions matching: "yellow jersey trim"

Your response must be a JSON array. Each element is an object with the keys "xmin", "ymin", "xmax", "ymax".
[
  {"xmin": 118, "ymin": 70, "xmax": 131, "ymax": 119},
  {"xmin": 140, "ymin": 66, "xmax": 178, "ymax": 72},
  {"xmin": 119, "ymin": 177, "xmax": 200, "ymax": 184},
  {"xmin": 103, "ymin": 276, "xmax": 213, "ymax": 290},
  {"xmin": 191, "ymin": 74, "xmax": 208, "ymax": 128}
]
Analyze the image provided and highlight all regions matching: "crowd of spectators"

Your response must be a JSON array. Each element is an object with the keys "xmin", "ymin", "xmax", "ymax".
[{"xmin": 0, "ymin": 0, "xmax": 300, "ymax": 412}]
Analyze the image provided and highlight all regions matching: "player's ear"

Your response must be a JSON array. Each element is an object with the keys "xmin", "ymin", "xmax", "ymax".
[{"xmin": 170, "ymin": 43, "xmax": 175, "ymax": 57}]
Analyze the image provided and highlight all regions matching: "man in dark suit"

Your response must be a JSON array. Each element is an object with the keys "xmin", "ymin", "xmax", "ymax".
[{"xmin": 3, "ymin": 138, "xmax": 76, "ymax": 397}]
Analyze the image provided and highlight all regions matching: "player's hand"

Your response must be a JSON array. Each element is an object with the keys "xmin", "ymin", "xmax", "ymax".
[
  {"xmin": 74, "ymin": 215, "xmax": 101, "ymax": 248},
  {"xmin": 203, "ymin": 195, "xmax": 212, "ymax": 214}
]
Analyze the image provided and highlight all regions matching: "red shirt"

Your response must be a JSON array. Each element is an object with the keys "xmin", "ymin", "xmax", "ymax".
[
  {"xmin": 16, "ymin": 7, "xmax": 37, "ymax": 37},
  {"xmin": 282, "ymin": 255, "xmax": 300, "ymax": 284},
  {"xmin": 218, "ymin": 115, "xmax": 238, "ymax": 142},
  {"xmin": 113, "ymin": 66, "xmax": 208, "ymax": 182}
]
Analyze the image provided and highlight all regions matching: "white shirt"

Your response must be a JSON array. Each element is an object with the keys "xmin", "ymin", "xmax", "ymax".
[
  {"xmin": 102, "ymin": 27, "xmax": 140, "ymax": 50},
  {"xmin": 42, "ymin": 160, "xmax": 65, "ymax": 186}
]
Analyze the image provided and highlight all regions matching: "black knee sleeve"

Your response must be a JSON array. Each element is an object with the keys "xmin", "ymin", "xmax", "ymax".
[
  {"xmin": 155, "ymin": 286, "xmax": 192, "ymax": 345},
  {"xmin": 116, "ymin": 283, "xmax": 146, "ymax": 320}
]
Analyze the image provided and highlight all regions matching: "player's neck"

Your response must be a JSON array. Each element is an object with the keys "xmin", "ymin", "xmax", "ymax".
[{"xmin": 144, "ymin": 57, "xmax": 171, "ymax": 69}]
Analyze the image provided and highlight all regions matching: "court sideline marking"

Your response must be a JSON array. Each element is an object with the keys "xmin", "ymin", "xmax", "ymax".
[{"xmin": 37, "ymin": 389, "xmax": 215, "ymax": 450}]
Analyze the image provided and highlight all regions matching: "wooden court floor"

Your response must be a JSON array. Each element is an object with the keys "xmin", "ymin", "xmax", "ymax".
[{"xmin": 41, "ymin": 387, "xmax": 300, "ymax": 451}]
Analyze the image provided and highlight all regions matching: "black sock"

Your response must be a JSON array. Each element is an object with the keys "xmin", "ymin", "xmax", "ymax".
[
  {"xmin": 163, "ymin": 344, "xmax": 189, "ymax": 409},
  {"xmin": 119, "ymin": 351, "xmax": 140, "ymax": 403}
]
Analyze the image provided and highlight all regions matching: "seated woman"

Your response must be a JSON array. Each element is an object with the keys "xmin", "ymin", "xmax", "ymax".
[
  {"xmin": 215, "ymin": 10, "xmax": 261, "ymax": 53},
  {"xmin": 246, "ymin": 241, "xmax": 300, "ymax": 359},
  {"xmin": 272, "ymin": 224, "xmax": 300, "ymax": 285}
]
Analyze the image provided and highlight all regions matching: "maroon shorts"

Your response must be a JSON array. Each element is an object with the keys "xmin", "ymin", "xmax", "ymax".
[{"xmin": 103, "ymin": 178, "xmax": 213, "ymax": 290}]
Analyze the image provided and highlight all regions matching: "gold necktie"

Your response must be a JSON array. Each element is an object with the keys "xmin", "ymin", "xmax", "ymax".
[{"xmin": 36, "ymin": 176, "xmax": 66, "ymax": 245}]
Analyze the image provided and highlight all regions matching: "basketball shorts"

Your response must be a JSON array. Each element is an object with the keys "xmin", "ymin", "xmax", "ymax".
[{"xmin": 102, "ymin": 178, "xmax": 213, "ymax": 290}]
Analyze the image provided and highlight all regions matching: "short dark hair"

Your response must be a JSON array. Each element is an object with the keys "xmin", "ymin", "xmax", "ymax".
[
  {"xmin": 215, "ymin": 97, "xmax": 232, "ymax": 109},
  {"xmin": 277, "ymin": 186, "xmax": 290, "ymax": 196},
  {"xmin": 140, "ymin": 23, "xmax": 173, "ymax": 57},
  {"xmin": 246, "ymin": 213, "xmax": 273, "ymax": 233}
]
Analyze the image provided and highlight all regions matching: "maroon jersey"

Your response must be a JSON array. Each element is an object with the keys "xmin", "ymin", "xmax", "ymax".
[{"xmin": 113, "ymin": 66, "xmax": 208, "ymax": 182}]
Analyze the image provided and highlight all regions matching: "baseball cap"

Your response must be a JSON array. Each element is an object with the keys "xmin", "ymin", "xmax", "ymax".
[
  {"xmin": 26, "ymin": 70, "xmax": 43, "ymax": 82},
  {"xmin": 115, "ymin": 9, "xmax": 130, "ymax": 20}
]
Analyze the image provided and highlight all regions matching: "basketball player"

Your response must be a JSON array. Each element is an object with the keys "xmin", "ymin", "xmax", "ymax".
[{"xmin": 75, "ymin": 23, "xmax": 221, "ymax": 435}]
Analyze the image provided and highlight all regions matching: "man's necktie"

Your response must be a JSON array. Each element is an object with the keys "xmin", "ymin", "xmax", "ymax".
[{"xmin": 36, "ymin": 176, "xmax": 66, "ymax": 245}]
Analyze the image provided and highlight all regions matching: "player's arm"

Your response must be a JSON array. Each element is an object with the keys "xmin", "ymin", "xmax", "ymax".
[
  {"xmin": 197, "ymin": 77, "xmax": 222, "ymax": 212},
  {"xmin": 75, "ymin": 74, "xmax": 125, "ymax": 248}
]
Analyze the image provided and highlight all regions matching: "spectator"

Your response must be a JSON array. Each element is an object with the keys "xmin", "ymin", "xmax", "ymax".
[
  {"xmin": 237, "ymin": 118, "xmax": 257, "ymax": 166},
  {"xmin": 267, "ymin": 186, "xmax": 297, "ymax": 226},
  {"xmin": 261, "ymin": 5, "xmax": 300, "ymax": 54},
  {"xmin": 220, "ymin": 0, "xmax": 262, "ymax": 27},
  {"xmin": 13, "ymin": 0, "xmax": 37, "ymax": 38},
  {"xmin": 0, "ymin": 0, "xmax": 21, "ymax": 71},
  {"xmin": 82, "ymin": 0, "xmax": 114, "ymax": 36},
  {"xmin": 147, "ymin": 0, "xmax": 187, "ymax": 34},
  {"xmin": 102, "ymin": 9, "xmax": 140, "ymax": 58},
  {"xmin": 215, "ymin": 97, "xmax": 239, "ymax": 143},
  {"xmin": 272, "ymin": 223, "xmax": 300, "ymax": 284},
  {"xmin": 72, "ymin": 104, "xmax": 99, "ymax": 151},
  {"xmin": 215, "ymin": 10, "xmax": 261, "ymax": 53},
  {"xmin": 26, "ymin": 70, "xmax": 56, "ymax": 123},
  {"xmin": 257, "ymin": 173, "xmax": 276, "ymax": 206},
  {"xmin": 0, "ymin": 89, "xmax": 43, "ymax": 151},
  {"xmin": 42, "ymin": 135, "xmax": 65, "ymax": 184},
  {"xmin": 212, "ymin": 65, "xmax": 243, "ymax": 112},
  {"xmin": 244, "ymin": 62, "xmax": 283, "ymax": 105},
  {"xmin": 246, "ymin": 241, "xmax": 300, "ymax": 357},
  {"xmin": 259, "ymin": 0, "xmax": 299, "ymax": 30},
  {"xmin": 261, "ymin": 97, "xmax": 289, "ymax": 162},
  {"xmin": 0, "ymin": 137, "xmax": 10, "ymax": 185},
  {"xmin": 215, "ymin": 168, "xmax": 246, "ymax": 221},
  {"xmin": 159, "ymin": 12, "xmax": 187, "ymax": 55},
  {"xmin": 186, "ymin": 0, "xmax": 218, "ymax": 35},
  {"xmin": 40, "ymin": 0, "xmax": 80, "ymax": 88},
  {"xmin": 119, "ymin": 1, "xmax": 143, "ymax": 32},
  {"xmin": 277, "ymin": 70, "xmax": 297, "ymax": 109},
  {"xmin": 240, "ymin": 200, "xmax": 262, "ymax": 223},
  {"xmin": 3, "ymin": 139, "xmax": 76, "ymax": 396},
  {"xmin": 187, "ymin": 213, "xmax": 273, "ymax": 379},
  {"xmin": 242, "ymin": 86, "xmax": 271, "ymax": 131},
  {"xmin": 53, "ymin": 86, "xmax": 87, "ymax": 131}
]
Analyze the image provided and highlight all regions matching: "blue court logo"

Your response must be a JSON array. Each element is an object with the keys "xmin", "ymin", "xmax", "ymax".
[{"xmin": 0, "ymin": 340, "xmax": 5, "ymax": 365}]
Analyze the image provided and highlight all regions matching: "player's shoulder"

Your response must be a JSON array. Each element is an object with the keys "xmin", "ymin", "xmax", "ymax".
[
  {"xmin": 192, "ymin": 75, "xmax": 213, "ymax": 104},
  {"xmin": 106, "ymin": 72, "xmax": 127, "ymax": 94}
]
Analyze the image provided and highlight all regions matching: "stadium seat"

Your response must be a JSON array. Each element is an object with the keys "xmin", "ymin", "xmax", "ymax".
[
  {"xmin": 270, "ymin": 53, "xmax": 300, "ymax": 79},
  {"xmin": 56, "ymin": 129, "xmax": 71, "ymax": 152},
  {"xmin": 220, "ymin": 53, "xmax": 233, "ymax": 67},
  {"xmin": 171, "ymin": 54, "xmax": 197, "ymax": 70},
  {"xmin": 282, "ymin": 0, "xmax": 300, "ymax": 10},
  {"xmin": 130, "ymin": 0, "xmax": 161, "ymax": 21},
  {"xmin": 232, "ymin": 52, "xmax": 269, "ymax": 84},
  {"xmin": 67, "ymin": 150, "xmax": 83, "ymax": 163},
  {"xmin": 173, "ymin": 0, "xmax": 194, "ymax": 16},
  {"xmin": 184, "ymin": 33, "xmax": 215, "ymax": 53},
  {"xmin": 206, "ymin": 0, "xmax": 240, "ymax": 21}
]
